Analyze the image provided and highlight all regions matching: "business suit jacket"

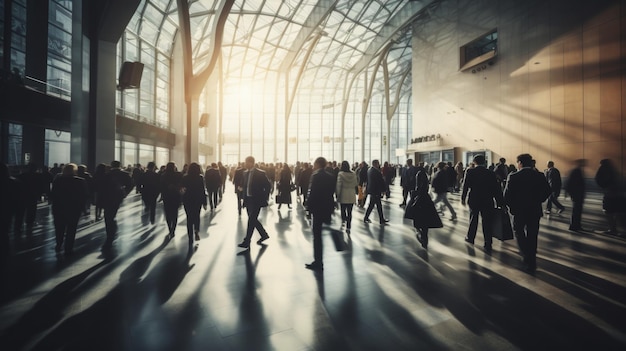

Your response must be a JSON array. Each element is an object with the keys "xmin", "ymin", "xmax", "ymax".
[
  {"xmin": 366, "ymin": 167, "xmax": 385, "ymax": 195},
  {"xmin": 461, "ymin": 165, "xmax": 503, "ymax": 209},
  {"xmin": 101, "ymin": 168, "xmax": 134, "ymax": 208},
  {"xmin": 307, "ymin": 169, "xmax": 336, "ymax": 224},
  {"xmin": 243, "ymin": 167, "xmax": 271, "ymax": 207},
  {"xmin": 504, "ymin": 167, "xmax": 551, "ymax": 217},
  {"xmin": 233, "ymin": 167, "xmax": 244, "ymax": 193},
  {"xmin": 204, "ymin": 168, "xmax": 222, "ymax": 192}
]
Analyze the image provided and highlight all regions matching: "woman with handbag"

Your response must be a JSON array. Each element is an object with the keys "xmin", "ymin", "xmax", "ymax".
[
  {"xmin": 277, "ymin": 163, "xmax": 293, "ymax": 209},
  {"xmin": 404, "ymin": 166, "xmax": 442, "ymax": 249}
]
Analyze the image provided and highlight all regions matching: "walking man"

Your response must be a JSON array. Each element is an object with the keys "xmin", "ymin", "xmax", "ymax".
[
  {"xmin": 364, "ymin": 160, "xmax": 389, "ymax": 225},
  {"xmin": 101, "ymin": 161, "xmax": 133, "ymax": 250},
  {"xmin": 544, "ymin": 161, "xmax": 565, "ymax": 215},
  {"xmin": 504, "ymin": 154, "xmax": 551, "ymax": 272},
  {"xmin": 461, "ymin": 155, "xmax": 503, "ymax": 253},
  {"xmin": 238, "ymin": 156, "xmax": 271, "ymax": 249},
  {"xmin": 305, "ymin": 157, "xmax": 336, "ymax": 270}
]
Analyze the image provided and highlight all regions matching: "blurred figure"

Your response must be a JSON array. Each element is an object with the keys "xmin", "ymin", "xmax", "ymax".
[
  {"xmin": 92, "ymin": 163, "xmax": 107, "ymax": 221},
  {"xmin": 138, "ymin": 162, "xmax": 160, "ymax": 224},
  {"xmin": 400, "ymin": 159, "xmax": 417, "ymax": 207},
  {"xmin": 431, "ymin": 162, "xmax": 457, "ymax": 221},
  {"xmin": 305, "ymin": 157, "xmax": 336, "ymax": 271},
  {"xmin": 595, "ymin": 159, "xmax": 624, "ymax": 235},
  {"xmin": 544, "ymin": 161, "xmax": 565, "ymax": 215},
  {"xmin": 77, "ymin": 165, "xmax": 93, "ymax": 216},
  {"xmin": 564, "ymin": 159, "xmax": 586, "ymax": 231},
  {"xmin": 336, "ymin": 161, "xmax": 358, "ymax": 232},
  {"xmin": 277, "ymin": 163, "xmax": 293, "ymax": 209},
  {"xmin": 181, "ymin": 163, "xmax": 207, "ymax": 244},
  {"xmin": 101, "ymin": 161, "xmax": 133, "ymax": 250},
  {"xmin": 1, "ymin": 163, "xmax": 19, "ymax": 259},
  {"xmin": 205, "ymin": 163, "xmax": 222, "ymax": 211},
  {"xmin": 50, "ymin": 164, "xmax": 87, "ymax": 255},
  {"xmin": 232, "ymin": 162, "xmax": 245, "ymax": 215},
  {"xmin": 160, "ymin": 162, "xmax": 183, "ymax": 237}
]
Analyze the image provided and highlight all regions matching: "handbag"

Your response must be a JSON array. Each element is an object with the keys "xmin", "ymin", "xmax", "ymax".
[
  {"xmin": 492, "ymin": 207, "xmax": 514, "ymax": 241},
  {"xmin": 289, "ymin": 183, "xmax": 297, "ymax": 192}
]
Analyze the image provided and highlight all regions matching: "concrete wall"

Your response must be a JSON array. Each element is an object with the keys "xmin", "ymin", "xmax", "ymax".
[{"xmin": 412, "ymin": 0, "xmax": 625, "ymax": 178}]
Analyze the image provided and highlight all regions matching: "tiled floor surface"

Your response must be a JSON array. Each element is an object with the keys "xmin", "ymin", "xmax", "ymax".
[{"xmin": 1, "ymin": 183, "xmax": 625, "ymax": 350}]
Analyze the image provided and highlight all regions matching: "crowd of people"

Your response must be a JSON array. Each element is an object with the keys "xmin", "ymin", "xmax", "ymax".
[{"xmin": 0, "ymin": 154, "xmax": 624, "ymax": 273}]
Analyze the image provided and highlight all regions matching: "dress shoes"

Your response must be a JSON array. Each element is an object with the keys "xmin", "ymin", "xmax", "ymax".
[
  {"xmin": 238, "ymin": 241, "xmax": 250, "ymax": 249},
  {"xmin": 305, "ymin": 261, "xmax": 324, "ymax": 271},
  {"xmin": 464, "ymin": 237, "xmax": 474, "ymax": 245},
  {"xmin": 484, "ymin": 245, "xmax": 492, "ymax": 254},
  {"xmin": 195, "ymin": 232, "xmax": 200, "ymax": 241},
  {"xmin": 257, "ymin": 235, "xmax": 270, "ymax": 245},
  {"xmin": 363, "ymin": 218, "xmax": 372, "ymax": 223},
  {"xmin": 380, "ymin": 218, "xmax": 390, "ymax": 225}
]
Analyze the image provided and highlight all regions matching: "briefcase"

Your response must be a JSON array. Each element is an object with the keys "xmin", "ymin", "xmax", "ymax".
[{"xmin": 492, "ymin": 208, "xmax": 514, "ymax": 241}]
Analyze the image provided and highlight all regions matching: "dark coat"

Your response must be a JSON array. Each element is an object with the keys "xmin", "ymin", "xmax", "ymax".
[
  {"xmin": 404, "ymin": 170, "xmax": 442, "ymax": 228},
  {"xmin": 366, "ymin": 167, "xmax": 385, "ymax": 195},
  {"xmin": 461, "ymin": 166, "xmax": 503, "ymax": 209},
  {"xmin": 50, "ymin": 175, "xmax": 87, "ymax": 216},
  {"xmin": 277, "ymin": 167, "xmax": 293, "ymax": 204},
  {"xmin": 233, "ymin": 167, "xmax": 244, "ymax": 193},
  {"xmin": 101, "ymin": 168, "xmax": 133, "ymax": 208},
  {"xmin": 160, "ymin": 170, "xmax": 183, "ymax": 205},
  {"xmin": 204, "ymin": 168, "xmax": 222, "ymax": 192},
  {"xmin": 564, "ymin": 167, "xmax": 585, "ymax": 201},
  {"xmin": 243, "ymin": 168, "xmax": 271, "ymax": 207},
  {"xmin": 306, "ymin": 169, "xmax": 336, "ymax": 224},
  {"xmin": 504, "ymin": 168, "xmax": 551, "ymax": 217},
  {"xmin": 181, "ymin": 174, "xmax": 207, "ymax": 208},
  {"xmin": 139, "ymin": 170, "xmax": 160, "ymax": 200}
]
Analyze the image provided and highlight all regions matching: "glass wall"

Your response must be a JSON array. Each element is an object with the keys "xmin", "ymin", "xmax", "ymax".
[
  {"xmin": 7, "ymin": 123, "xmax": 23, "ymax": 166},
  {"xmin": 47, "ymin": 0, "xmax": 72, "ymax": 100},
  {"xmin": 44, "ymin": 129, "xmax": 70, "ymax": 167},
  {"xmin": 11, "ymin": 0, "xmax": 27, "ymax": 76}
]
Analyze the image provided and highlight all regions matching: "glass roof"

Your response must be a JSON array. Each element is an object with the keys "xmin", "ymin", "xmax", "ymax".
[{"xmin": 129, "ymin": 0, "xmax": 441, "ymax": 108}]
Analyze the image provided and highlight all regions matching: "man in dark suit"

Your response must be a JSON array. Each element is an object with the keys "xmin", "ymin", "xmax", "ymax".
[
  {"xmin": 238, "ymin": 156, "xmax": 271, "ymax": 249},
  {"xmin": 544, "ymin": 161, "xmax": 565, "ymax": 215},
  {"xmin": 364, "ymin": 160, "xmax": 389, "ymax": 224},
  {"xmin": 305, "ymin": 157, "xmax": 336, "ymax": 271},
  {"xmin": 564, "ymin": 159, "xmax": 586, "ymax": 231},
  {"xmin": 504, "ymin": 154, "xmax": 551, "ymax": 272},
  {"xmin": 461, "ymin": 155, "xmax": 504, "ymax": 253},
  {"xmin": 50, "ymin": 163, "xmax": 87, "ymax": 255},
  {"xmin": 101, "ymin": 160, "xmax": 134, "ymax": 250}
]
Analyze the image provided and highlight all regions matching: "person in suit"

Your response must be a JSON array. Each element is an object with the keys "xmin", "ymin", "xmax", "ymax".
[
  {"xmin": 232, "ymin": 162, "xmax": 245, "ymax": 215},
  {"xmin": 544, "ymin": 161, "xmax": 565, "ymax": 215},
  {"xmin": 238, "ymin": 156, "xmax": 271, "ymax": 249},
  {"xmin": 204, "ymin": 163, "xmax": 222, "ymax": 211},
  {"xmin": 305, "ymin": 157, "xmax": 336, "ymax": 270},
  {"xmin": 564, "ymin": 159, "xmax": 586, "ymax": 231},
  {"xmin": 594, "ymin": 158, "xmax": 623, "ymax": 235},
  {"xmin": 138, "ymin": 161, "xmax": 160, "ymax": 224},
  {"xmin": 160, "ymin": 162, "xmax": 183, "ymax": 237},
  {"xmin": 50, "ymin": 163, "xmax": 87, "ymax": 255},
  {"xmin": 181, "ymin": 162, "xmax": 207, "ymax": 244},
  {"xmin": 364, "ymin": 160, "xmax": 389, "ymax": 224},
  {"xmin": 336, "ymin": 160, "xmax": 358, "ymax": 232},
  {"xmin": 101, "ymin": 160, "xmax": 134, "ymax": 250},
  {"xmin": 504, "ymin": 154, "xmax": 552, "ymax": 272},
  {"xmin": 461, "ymin": 154, "xmax": 504, "ymax": 253}
]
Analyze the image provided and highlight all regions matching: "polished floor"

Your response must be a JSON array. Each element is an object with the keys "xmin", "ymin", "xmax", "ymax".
[{"xmin": 0, "ymin": 183, "xmax": 625, "ymax": 351}]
